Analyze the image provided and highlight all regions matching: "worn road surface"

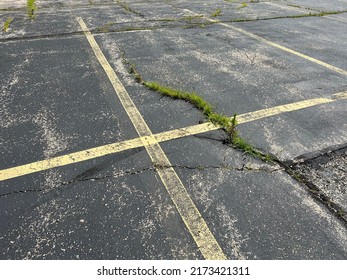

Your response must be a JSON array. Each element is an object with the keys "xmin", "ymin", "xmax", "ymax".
[{"xmin": 1, "ymin": 0, "xmax": 347, "ymax": 259}]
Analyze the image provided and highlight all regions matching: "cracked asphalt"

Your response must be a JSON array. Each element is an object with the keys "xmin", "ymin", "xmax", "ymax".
[{"xmin": 1, "ymin": 0, "xmax": 347, "ymax": 260}]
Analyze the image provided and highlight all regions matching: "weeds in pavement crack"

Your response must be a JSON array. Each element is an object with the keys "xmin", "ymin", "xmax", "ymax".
[
  {"xmin": 237, "ymin": 2, "xmax": 248, "ymax": 10},
  {"xmin": 116, "ymin": 0, "xmax": 143, "ymax": 16},
  {"xmin": 2, "ymin": 17, "xmax": 13, "ymax": 32},
  {"xmin": 211, "ymin": 9, "xmax": 222, "ymax": 17},
  {"xmin": 144, "ymin": 81, "xmax": 273, "ymax": 162},
  {"xmin": 122, "ymin": 61, "xmax": 273, "ymax": 162},
  {"xmin": 27, "ymin": 0, "xmax": 37, "ymax": 19}
]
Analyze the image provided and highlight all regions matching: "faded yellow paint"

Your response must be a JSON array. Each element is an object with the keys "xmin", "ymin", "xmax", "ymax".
[
  {"xmin": 1, "ymin": 91, "xmax": 346, "ymax": 182},
  {"xmin": 238, "ymin": 98, "xmax": 334, "ymax": 123},
  {"xmin": 224, "ymin": 24, "xmax": 346, "ymax": 76},
  {"xmin": 333, "ymin": 91, "xmax": 347, "ymax": 99},
  {"xmin": 185, "ymin": 9, "xmax": 347, "ymax": 76},
  {"xmin": 0, "ymin": 138, "xmax": 144, "ymax": 182},
  {"xmin": 77, "ymin": 17, "xmax": 227, "ymax": 260},
  {"xmin": 264, "ymin": 2, "xmax": 347, "ymax": 23},
  {"xmin": 1, "ymin": 17, "xmax": 346, "ymax": 259}
]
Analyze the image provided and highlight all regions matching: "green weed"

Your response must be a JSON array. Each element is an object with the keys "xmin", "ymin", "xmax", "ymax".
[
  {"xmin": 182, "ymin": 15, "xmax": 204, "ymax": 21},
  {"xmin": 227, "ymin": 114, "xmax": 272, "ymax": 161},
  {"xmin": 144, "ymin": 82, "xmax": 272, "ymax": 161},
  {"xmin": 129, "ymin": 63, "xmax": 144, "ymax": 83},
  {"xmin": 116, "ymin": 0, "xmax": 142, "ymax": 16},
  {"xmin": 2, "ymin": 17, "xmax": 13, "ymax": 32},
  {"xmin": 237, "ymin": 2, "xmax": 248, "ymax": 10},
  {"xmin": 144, "ymin": 82, "xmax": 229, "ymax": 126},
  {"xmin": 27, "ymin": 0, "xmax": 37, "ymax": 19},
  {"xmin": 211, "ymin": 8, "xmax": 222, "ymax": 17},
  {"xmin": 125, "ymin": 61, "xmax": 273, "ymax": 162}
]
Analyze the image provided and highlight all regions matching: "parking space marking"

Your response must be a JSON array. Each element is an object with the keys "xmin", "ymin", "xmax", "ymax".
[
  {"xmin": 218, "ymin": 23, "xmax": 347, "ymax": 76},
  {"xmin": 76, "ymin": 17, "xmax": 227, "ymax": 260},
  {"xmin": 1, "ymin": 91, "xmax": 346, "ymax": 182},
  {"xmin": 237, "ymin": 91, "xmax": 347, "ymax": 123},
  {"xmin": 265, "ymin": 2, "xmax": 347, "ymax": 23},
  {"xmin": 183, "ymin": 9, "xmax": 347, "ymax": 76},
  {"xmin": 0, "ymin": 137, "xmax": 145, "ymax": 182}
]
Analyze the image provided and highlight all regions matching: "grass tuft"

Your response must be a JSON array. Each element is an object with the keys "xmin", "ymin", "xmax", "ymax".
[
  {"xmin": 124, "ymin": 61, "xmax": 273, "ymax": 162},
  {"xmin": 211, "ymin": 8, "xmax": 222, "ymax": 17},
  {"xmin": 144, "ymin": 82, "xmax": 219, "ymax": 123},
  {"xmin": 237, "ymin": 2, "xmax": 248, "ymax": 10},
  {"xmin": 228, "ymin": 114, "xmax": 273, "ymax": 161},
  {"xmin": 2, "ymin": 17, "xmax": 13, "ymax": 32},
  {"xmin": 144, "ymin": 82, "xmax": 272, "ymax": 161},
  {"xmin": 129, "ymin": 63, "xmax": 144, "ymax": 84},
  {"xmin": 27, "ymin": 0, "xmax": 37, "ymax": 19}
]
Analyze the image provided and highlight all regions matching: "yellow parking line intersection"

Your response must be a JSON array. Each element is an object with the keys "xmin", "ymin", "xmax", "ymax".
[
  {"xmin": 1, "ymin": 91, "xmax": 346, "ymax": 182},
  {"xmin": 76, "ymin": 17, "xmax": 227, "ymax": 260}
]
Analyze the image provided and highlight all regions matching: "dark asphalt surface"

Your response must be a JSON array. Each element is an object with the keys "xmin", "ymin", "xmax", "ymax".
[{"xmin": 1, "ymin": 0, "xmax": 347, "ymax": 259}]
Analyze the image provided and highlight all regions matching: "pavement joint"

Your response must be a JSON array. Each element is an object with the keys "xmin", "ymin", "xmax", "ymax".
[{"xmin": 0, "ymin": 163, "xmax": 282, "ymax": 198}]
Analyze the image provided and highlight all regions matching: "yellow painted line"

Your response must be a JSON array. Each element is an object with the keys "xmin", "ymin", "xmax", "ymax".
[
  {"xmin": 218, "ymin": 22, "xmax": 347, "ymax": 76},
  {"xmin": 326, "ymin": 16, "xmax": 347, "ymax": 23},
  {"xmin": 0, "ymin": 138, "xmax": 144, "ymax": 182},
  {"xmin": 237, "ymin": 95, "xmax": 338, "ymax": 123},
  {"xmin": 1, "ymin": 91, "xmax": 346, "ymax": 182},
  {"xmin": 265, "ymin": 2, "xmax": 347, "ymax": 23},
  {"xmin": 155, "ymin": 122, "xmax": 218, "ymax": 143},
  {"xmin": 333, "ymin": 91, "xmax": 347, "ymax": 99},
  {"xmin": 184, "ymin": 9, "xmax": 347, "ymax": 76},
  {"xmin": 76, "ymin": 17, "xmax": 227, "ymax": 260}
]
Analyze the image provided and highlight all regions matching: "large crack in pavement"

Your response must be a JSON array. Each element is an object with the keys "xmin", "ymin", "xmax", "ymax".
[
  {"xmin": 289, "ymin": 145, "xmax": 347, "ymax": 222},
  {"xmin": 0, "ymin": 162, "xmax": 282, "ymax": 198},
  {"xmin": 116, "ymin": 37, "xmax": 347, "ymax": 228}
]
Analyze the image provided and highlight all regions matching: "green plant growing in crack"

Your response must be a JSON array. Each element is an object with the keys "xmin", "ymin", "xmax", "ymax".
[
  {"xmin": 211, "ymin": 8, "xmax": 222, "ymax": 17},
  {"xmin": 124, "ymin": 61, "xmax": 273, "ymax": 162},
  {"xmin": 129, "ymin": 63, "xmax": 144, "ymax": 83},
  {"xmin": 116, "ymin": 0, "xmax": 143, "ymax": 16},
  {"xmin": 182, "ymin": 14, "xmax": 204, "ymax": 21},
  {"xmin": 227, "ymin": 114, "xmax": 273, "ymax": 161},
  {"xmin": 2, "ymin": 17, "xmax": 13, "ymax": 32},
  {"xmin": 144, "ymin": 82, "xmax": 273, "ymax": 162},
  {"xmin": 27, "ymin": 0, "xmax": 37, "ymax": 19},
  {"xmin": 238, "ymin": 2, "xmax": 248, "ymax": 10}
]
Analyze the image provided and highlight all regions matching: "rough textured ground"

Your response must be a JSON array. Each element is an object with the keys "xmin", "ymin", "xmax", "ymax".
[
  {"xmin": 294, "ymin": 146, "xmax": 347, "ymax": 213},
  {"xmin": 1, "ymin": 0, "xmax": 347, "ymax": 260}
]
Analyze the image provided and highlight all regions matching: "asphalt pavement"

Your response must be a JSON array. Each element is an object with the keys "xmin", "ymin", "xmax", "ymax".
[{"xmin": 1, "ymin": 0, "xmax": 347, "ymax": 259}]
